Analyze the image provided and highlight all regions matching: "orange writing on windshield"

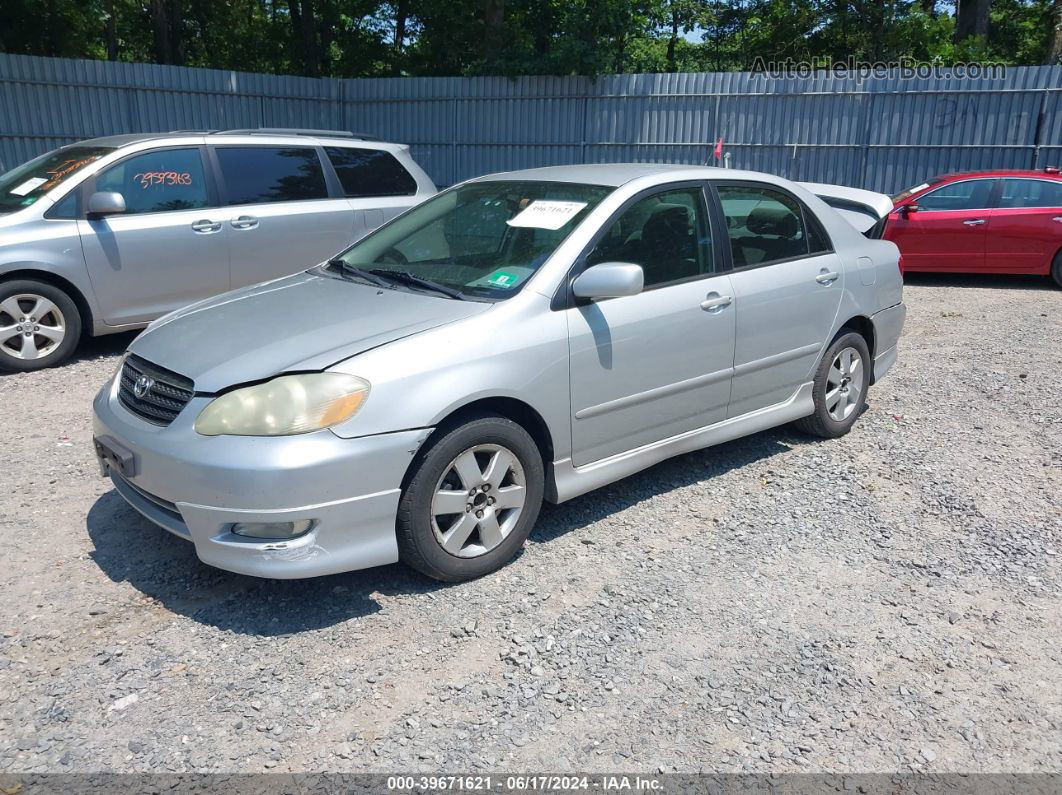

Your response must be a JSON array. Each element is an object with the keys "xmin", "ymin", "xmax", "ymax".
[{"xmin": 41, "ymin": 156, "xmax": 103, "ymax": 191}]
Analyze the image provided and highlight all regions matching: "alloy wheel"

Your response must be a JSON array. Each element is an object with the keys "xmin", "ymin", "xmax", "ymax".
[
  {"xmin": 430, "ymin": 443, "xmax": 527, "ymax": 558},
  {"xmin": 0, "ymin": 294, "xmax": 67, "ymax": 361},
  {"xmin": 826, "ymin": 346, "xmax": 863, "ymax": 422}
]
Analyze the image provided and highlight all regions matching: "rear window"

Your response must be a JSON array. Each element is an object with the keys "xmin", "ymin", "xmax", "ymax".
[
  {"xmin": 326, "ymin": 147, "xmax": 417, "ymax": 198},
  {"xmin": 215, "ymin": 147, "xmax": 328, "ymax": 205}
]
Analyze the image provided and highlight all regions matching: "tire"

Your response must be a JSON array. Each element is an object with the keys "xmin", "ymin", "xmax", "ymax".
[
  {"xmin": 0, "ymin": 279, "xmax": 82, "ymax": 373},
  {"xmin": 794, "ymin": 330, "xmax": 872, "ymax": 439},
  {"xmin": 1052, "ymin": 249, "xmax": 1062, "ymax": 288},
  {"xmin": 397, "ymin": 413, "xmax": 545, "ymax": 582}
]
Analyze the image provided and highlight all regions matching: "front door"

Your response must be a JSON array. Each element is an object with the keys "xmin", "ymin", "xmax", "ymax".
[
  {"xmin": 985, "ymin": 178, "xmax": 1062, "ymax": 274},
  {"xmin": 885, "ymin": 178, "xmax": 997, "ymax": 272},
  {"xmin": 78, "ymin": 146, "xmax": 230, "ymax": 326},
  {"xmin": 211, "ymin": 145, "xmax": 356, "ymax": 288},
  {"xmin": 713, "ymin": 182, "xmax": 844, "ymax": 417},
  {"xmin": 567, "ymin": 185, "xmax": 736, "ymax": 467}
]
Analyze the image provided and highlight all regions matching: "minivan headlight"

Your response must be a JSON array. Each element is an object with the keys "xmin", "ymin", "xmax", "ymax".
[{"xmin": 194, "ymin": 373, "xmax": 370, "ymax": 436}]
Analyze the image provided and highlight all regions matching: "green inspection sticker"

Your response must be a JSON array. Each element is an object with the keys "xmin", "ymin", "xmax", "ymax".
[{"xmin": 486, "ymin": 271, "xmax": 521, "ymax": 288}]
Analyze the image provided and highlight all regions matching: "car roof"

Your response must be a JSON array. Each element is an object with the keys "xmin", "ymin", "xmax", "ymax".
[
  {"xmin": 930, "ymin": 169, "xmax": 1061, "ymax": 182},
  {"xmin": 475, "ymin": 163, "xmax": 702, "ymax": 186},
  {"xmin": 70, "ymin": 129, "xmax": 396, "ymax": 149}
]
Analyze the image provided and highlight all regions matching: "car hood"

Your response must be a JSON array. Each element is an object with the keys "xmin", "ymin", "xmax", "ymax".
[{"xmin": 129, "ymin": 271, "xmax": 490, "ymax": 393}]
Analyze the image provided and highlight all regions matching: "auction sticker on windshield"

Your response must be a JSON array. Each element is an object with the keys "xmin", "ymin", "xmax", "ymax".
[
  {"xmin": 9, "ymin": 177, "xmax": 48, "ymax": 196},
  {"xmin": 507, "ymin": 200, "xmax": 587, "ymax": 230}
]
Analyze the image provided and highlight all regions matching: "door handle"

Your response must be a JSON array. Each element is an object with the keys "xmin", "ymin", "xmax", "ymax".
[
  {"xmin": 191, "ymin": 219, "xmax": 221, "ymax": 233},
  {"xmin": 815, "ymin": 270, "xmax": 840, "ymax": 285},
  {"xmin": 230, "ymin": 215, "xmax": 259, "ymax": 230},
  {"xmin": 963, "ymin": 219, "xmax": 986, "ymax": 226},
  {"xmin": 700, "ymin": 293, "xmax": 733, "ymax": 312},
  {"xmin": 1053, "ymin": 217, "xmax": 1062, "ymax": 224}
]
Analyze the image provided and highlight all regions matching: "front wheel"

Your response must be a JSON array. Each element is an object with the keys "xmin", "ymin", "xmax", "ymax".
[
  {"xmin": 397, "ymin": 414, "xmax": 544, "ymax": 582},
  {"xmin": 1051, "ymin": 249, "xmax": 1062, "ymax": 288},
  {"xmin": 0, "ymin": 280, "xmax": 82, "ymax": 372},
  {"xmin": 794, "ymin": 331, "xmax": 871, "ymax": 439}
]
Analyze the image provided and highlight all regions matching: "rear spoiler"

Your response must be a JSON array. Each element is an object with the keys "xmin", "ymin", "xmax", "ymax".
[{"xmin": 798, "ymin": 182, "xmax": 893, "ymax": 237}]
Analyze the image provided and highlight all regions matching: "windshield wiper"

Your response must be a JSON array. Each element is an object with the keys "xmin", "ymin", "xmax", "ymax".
[
  {"xmin": 328, "ymin": 259, "xmax": 392, "ymax": 289},
  {"xmin": 368, "ymin": 268, "xmax": 465, "ymax": 300}
]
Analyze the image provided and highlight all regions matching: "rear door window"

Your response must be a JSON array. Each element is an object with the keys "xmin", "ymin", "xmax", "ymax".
[
  {"xmin": 716, "ymin": 185, "xmax": 811, "ymax": 268},
  {"xmin": 325, "ymin": 147, "xmax": 417, "ymax": 198},
  {"xmin": 95, "ymin": 148, "xmax": 209, "ymax": 214},
  {"xmin": 998, "ymin": 179, "xmax": 1062, "ymax": 209},
  {"xmin": 215, "ymin": 146, "xmax": 328, "ymax": 205}
]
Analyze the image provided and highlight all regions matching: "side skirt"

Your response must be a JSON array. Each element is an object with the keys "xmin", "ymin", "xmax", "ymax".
[{"xmin": 547, "ymin": 382, "xmax": 815, "ymax": 504}]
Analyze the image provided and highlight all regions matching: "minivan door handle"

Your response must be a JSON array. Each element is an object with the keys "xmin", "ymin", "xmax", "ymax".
[
  {"xmin": 700, "ymin": 292, "xmax": 733, "ymax": 312},
  {"xmin": 191, "ymin": 219, "xmax": 222, "ymax": 234},
  {"xmin": 1053, "ymin": 217, "xmax": 1062, "ymax": 224},
  {"xmin": 230, "ymin": 215, "xmax": 259, "ymax": 230},
  {"xmin": 815, "ymin": 270, "xmax": 840, "ymax": 285},
  {"xmin": 963, "ymin": 219, "xmax": 986, "ymax": 226}
]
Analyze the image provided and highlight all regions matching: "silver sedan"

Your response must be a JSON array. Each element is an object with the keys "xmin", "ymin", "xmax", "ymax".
[{"xmin": 92, "ymin": 164, "xmax": 905, "ymax": 582}]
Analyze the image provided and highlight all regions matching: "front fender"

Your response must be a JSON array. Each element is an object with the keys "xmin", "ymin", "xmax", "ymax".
[{"xmin": 326, "ymin": 294, "xmax": 574, "ymax": 460}]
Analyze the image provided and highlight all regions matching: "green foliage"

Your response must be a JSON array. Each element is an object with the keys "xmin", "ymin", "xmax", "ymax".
[{"xmin": 0, "ymin": 0, "xmax": 1055, "ymax": 75}]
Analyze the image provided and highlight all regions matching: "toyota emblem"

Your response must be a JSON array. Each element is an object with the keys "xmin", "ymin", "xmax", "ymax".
[{"xmin": 133, "ymin": 374, "xmax": 155, "ymax": 398}]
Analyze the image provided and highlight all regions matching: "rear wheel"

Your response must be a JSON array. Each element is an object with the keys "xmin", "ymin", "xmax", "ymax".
[
  {"xmin": 0, "ymin": 280, "xmax": 81, "ymax": 372},
  {"xmin": 795, "ymin": 330, "xmax": 871, "ymax": 439},
  {"xmin": 397, "ymin": 414, "xmax": 544, "ymax": 582},
  {"xmin": 1051, "ymin": 249, "xmax": 1062, "ymax": 288}
]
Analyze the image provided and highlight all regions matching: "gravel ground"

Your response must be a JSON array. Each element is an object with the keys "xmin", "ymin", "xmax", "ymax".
[{"xmin": 0, "ymin": 273, "xmax": 1060, "ymax": 775}]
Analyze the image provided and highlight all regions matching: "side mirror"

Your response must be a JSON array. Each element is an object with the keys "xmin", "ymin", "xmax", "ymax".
[
  {"xmin": 87, "ymin": 191, "xmax": 127, "ymax": 216},
  {"xmin": 572, "ymin": 262, "xmax": 644, "ymax": 301},
  {"xmin": 902, "ymin": 202, "xmax": 920, "ymax": 214}
]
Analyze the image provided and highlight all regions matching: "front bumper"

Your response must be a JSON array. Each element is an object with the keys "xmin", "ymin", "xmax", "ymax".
[{"xmin": 92, "ymin": 375, "xmax": 432, "ymax": 579}]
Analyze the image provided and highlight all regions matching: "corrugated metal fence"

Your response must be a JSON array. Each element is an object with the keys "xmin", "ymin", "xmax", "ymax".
[{"xmin": 1, "ymin": 52, "xmax": 1060, "ymax": 193}]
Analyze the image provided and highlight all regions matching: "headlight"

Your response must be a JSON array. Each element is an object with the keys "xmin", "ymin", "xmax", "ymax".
[{"xmin": 194, "ymin": 373, "xmax": 370, "ymax": 436}]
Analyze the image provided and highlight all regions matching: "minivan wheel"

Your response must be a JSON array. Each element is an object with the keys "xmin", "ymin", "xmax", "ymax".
[
  {"xmin": 794, "ymin": 331, "xmax": 871, "ymax": 439},
  {"xmin": 0, "ymin": 280, "xmax": 81, "ymax": 372},
  {"xmin": 397, "ymin": 414, "xmax": 544, "ymax": 582}
]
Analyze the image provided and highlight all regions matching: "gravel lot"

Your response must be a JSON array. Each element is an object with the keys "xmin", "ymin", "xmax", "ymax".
[{"xmin": 0, "ymin": 273, "xmax": 1060, "ymax": 775}]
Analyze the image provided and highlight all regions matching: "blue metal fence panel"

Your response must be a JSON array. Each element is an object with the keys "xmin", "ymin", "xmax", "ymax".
[{"xmin": 1, "ymin": 52, "xmax": 1059, "ymax": 193}]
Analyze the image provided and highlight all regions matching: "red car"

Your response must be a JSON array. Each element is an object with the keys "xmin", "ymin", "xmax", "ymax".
[{"xmin": 884, "ymin": 168, "xmax": 1062, "ymax": 286}]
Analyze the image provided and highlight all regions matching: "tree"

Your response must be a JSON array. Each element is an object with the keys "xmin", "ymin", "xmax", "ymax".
[
  {"xmin": 1048, "ymin": 0, "xmax": 1062, "ymax": 63},
  {"xmin": 955, "ymin": 0, "xmax": 992, "ymax": 42}
]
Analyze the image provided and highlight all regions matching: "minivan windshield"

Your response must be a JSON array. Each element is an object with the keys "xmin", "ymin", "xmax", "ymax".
[
  {"xmin": 0, "ymin": 146, "xmax": 114, "ymax": 213},
  {"xmin": 329, "ymin": 180, "xmax": 613, "ymax": 300}
]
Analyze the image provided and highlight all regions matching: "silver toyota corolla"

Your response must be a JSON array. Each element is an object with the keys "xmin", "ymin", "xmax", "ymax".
[{"xmin": 92, "ymin": 164, "xmax": 906, "ymax": 582}]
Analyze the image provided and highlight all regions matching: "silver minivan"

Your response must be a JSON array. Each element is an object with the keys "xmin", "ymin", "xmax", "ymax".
[{"xmin": 0, "ymin": 129, "xmax": 435, "ymax": 371}]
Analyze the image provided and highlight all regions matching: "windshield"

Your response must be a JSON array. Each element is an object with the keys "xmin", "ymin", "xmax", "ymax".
[
  {"xmin": 890, "ymin": 180, "xmax": 935, "ymax": 204},
  {"xmin": 330, "ymin": 180, "xmax": 613, "ymax": 300},
  {"xmin": 0, "ymin": 146, "xmax": 114, "ymax": 213}
]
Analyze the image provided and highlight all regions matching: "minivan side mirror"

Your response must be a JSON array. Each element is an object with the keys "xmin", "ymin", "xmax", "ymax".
[
  {"xmin": 572, "ymin": 262, "xmax": 644, "ymax": 301},
  {"xmin": 87, "ymin": 191, "xmax": 127, "ymax": 216},
  {"xmin": 902, "ymin": 202, "xmax": 920, "ymax": 214}
]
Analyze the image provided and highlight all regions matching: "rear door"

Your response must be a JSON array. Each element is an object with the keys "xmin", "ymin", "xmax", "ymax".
[
  {"xmin": 713, "ymin": 181, "xmax": 843, "ymax": 418},
  {"xmin": 985, "ymin": 178, "xmax": 1062, "ymax": 274},
  {"xmin": 324, "ymin": 146, "xmax": 423, "ymax": 241},
  {"xmin": 77, "ymin": 145, "xmax": 231, "ymax": 326},
  {"xmin": 884, "ymin": 178, "xmax": 997, "ymax": 272},
  {"xmin": 210, "ymin": 144, "xmax": 354, "ymax": 287}
]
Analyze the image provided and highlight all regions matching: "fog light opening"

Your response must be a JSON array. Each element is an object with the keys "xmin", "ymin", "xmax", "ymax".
[{"xmin": 231, "ymin": 520, "xmax": 315, "ymax": 539}]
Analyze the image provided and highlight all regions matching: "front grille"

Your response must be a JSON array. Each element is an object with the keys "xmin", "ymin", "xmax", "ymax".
[{"xmin": 118, "ymin": 354, "xmax": 195, "ymax": 426}]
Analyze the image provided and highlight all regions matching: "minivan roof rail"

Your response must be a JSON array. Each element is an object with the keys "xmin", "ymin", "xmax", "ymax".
[{"xmin": 209, "ymin": 128, "xmax": 381, "ymax": 141}]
